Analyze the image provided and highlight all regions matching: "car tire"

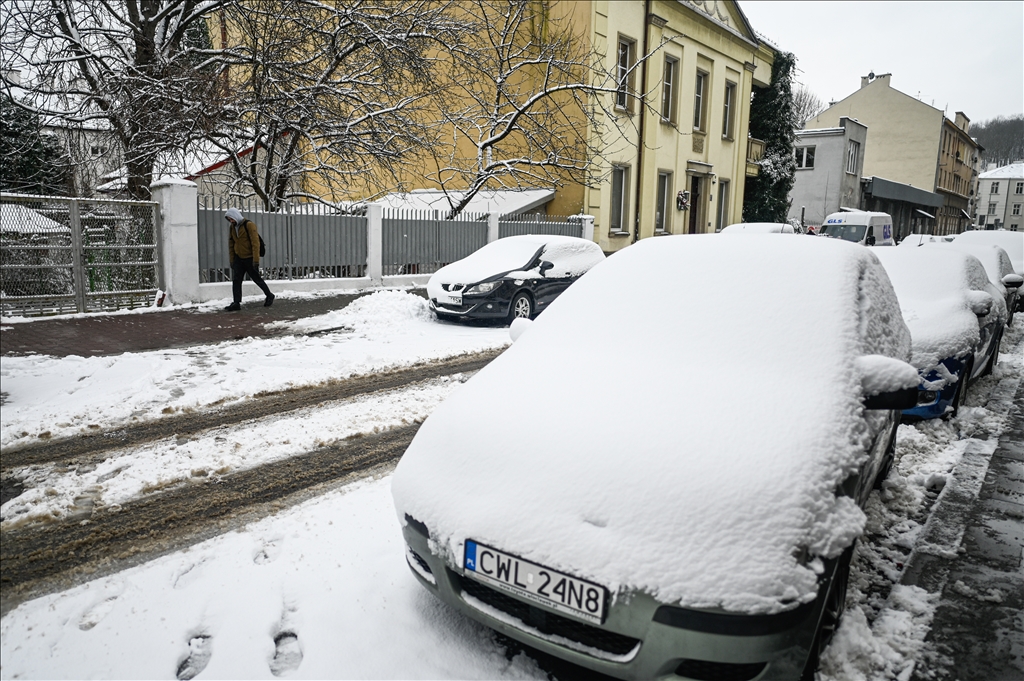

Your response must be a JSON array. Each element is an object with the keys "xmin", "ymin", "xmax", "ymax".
[
  {"xmin": 874, "ymin": 426, "xmax": 898, "ymax": 490},
  {"xmin": 946, "ymin": 359, "xmax": 973, "ymax": 420},
  {"xmin": 980, "ymin": 329, "xmax": 1001, "ymax": 377},
  {"xmin": 801, "ymin": 545, "xmax": 854, "ymax": 681},
  {"xmin": 507, "ymin": 292, "xmax": 533, "ymax": 324}
]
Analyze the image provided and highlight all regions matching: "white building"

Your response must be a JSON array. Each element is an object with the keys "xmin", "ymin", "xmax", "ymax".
[
  {"xmin": 977, "ymin": 163, "xmax": 1024, "ymax": 232},
  {"xmin": 787, "ymin": 117, "xmax": 867, "ymax": 229}
]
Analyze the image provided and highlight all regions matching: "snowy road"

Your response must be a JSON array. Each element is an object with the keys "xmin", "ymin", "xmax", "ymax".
[{"xmin": 1, "ymin": 291, "xmax": 1021, "ymax": 680}]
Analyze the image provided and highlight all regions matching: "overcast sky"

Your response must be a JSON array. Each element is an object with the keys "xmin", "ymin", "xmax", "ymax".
[{"xmin": 739, "ymin": 1, "xmax": 1023, "ymax": 124}]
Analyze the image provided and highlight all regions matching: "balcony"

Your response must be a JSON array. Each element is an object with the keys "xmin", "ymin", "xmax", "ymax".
[{"xmin": 746, "ymin": 138, "xmax": 765, "ymax": 177}]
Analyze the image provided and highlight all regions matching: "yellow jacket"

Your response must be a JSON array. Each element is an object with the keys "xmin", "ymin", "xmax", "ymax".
[{"xmin": 229, "ymin": 219, "xmax": 260, "ymax": 265}]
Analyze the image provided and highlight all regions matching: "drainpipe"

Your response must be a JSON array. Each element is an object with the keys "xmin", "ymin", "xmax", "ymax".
[{"xmin": 632, "ymin": 0, "xmax": 651, "ymax": 243}]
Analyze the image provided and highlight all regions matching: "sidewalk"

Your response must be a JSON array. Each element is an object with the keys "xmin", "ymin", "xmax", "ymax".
[{"xmin": 1, "ymin": 289, "xmax": 425, "ymax": 358}]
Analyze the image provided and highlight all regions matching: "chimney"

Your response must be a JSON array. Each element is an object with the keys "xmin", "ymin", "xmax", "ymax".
[{"xmin": 954, "ymin": 112, "xmax": 970, "ymax": 133}]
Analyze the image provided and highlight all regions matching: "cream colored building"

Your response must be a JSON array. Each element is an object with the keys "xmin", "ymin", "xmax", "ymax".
[
  {"xmin": 805, "ymin": 73, "xmax": 980, "ymax": 235},
  {"xmin": 585, "ymin": 0, "xmax": 773, "ymax": 253}
]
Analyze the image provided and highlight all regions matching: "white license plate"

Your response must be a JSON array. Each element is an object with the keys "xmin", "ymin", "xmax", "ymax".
[
  {"xmin": 463, "ymin": 540, "xmax": 606, "ymax": 624},
  {"xmin": 444, "ymin": 293, "xmax": 462, "ymax": 306}
]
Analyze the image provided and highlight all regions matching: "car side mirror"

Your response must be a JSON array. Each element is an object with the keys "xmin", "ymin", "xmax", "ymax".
[
  {"xmin": 863, "ymin": 387, "xmax": 918, "ymax": 410},
  {"xmin": 509, "ymin": 317, "xmax": 532, "ymax": 342},
  {"xmin": 866, "ymin": 235, "xmax": 876, "ymax": 246},
  {"xmin": 1002, "ymin": 273, "xmax": 1024, "ymax": 289},
  {"xmin": 539, "ymin": 260, "xmax": 554, "ymax": 276},
  {"xmin": 966, "ymin": 290, "xmax": 993, "ymax": 317}
]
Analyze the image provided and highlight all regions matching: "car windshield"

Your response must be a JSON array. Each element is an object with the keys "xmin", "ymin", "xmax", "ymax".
[{"xmin": 821, "ymin": 223, "xmax": 867, "ymax": 243}]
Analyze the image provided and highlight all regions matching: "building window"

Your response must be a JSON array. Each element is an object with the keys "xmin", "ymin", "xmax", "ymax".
[
  {"xmin": 615, "ymin": 37, "xmax": 636, "ymax": 112},
  {"xmin": 991, "ymin": 182, "xmax": 1000, "ymax": 194},
  {"xmin": 979, "ymin": 215, "xmax": 987, "ymax": 226},
  {"xmin": 1013, "ymin": 204, "xmax": 1021, "ymax": 216},
  {"xmin": 90, "ymin": 146, "xmax": 107, "ymax": 156},
  {"xmin": 655, "ymin": 172, "xmax": 672, "ymax": 233},
  {"xmin": 795, "ymin": 146, "xmax": 815, "ymax": 169},
  {"xmin": 661, "ymin": 57, "xmax": 677, "ymax": 122},
  {"xmin": 1016, "ymin": 181, "xmax": 1023, "ymax": 194},
  {"xmin": 693, "ymin": 70, "xmax": 708, "ymax": 132},
  {"xmin": 610, "ymin": 165, "xmax": 630, "ymax": 233},
  {"xmin": 988, "ymin": 203, "xmax": 997, "ymax": 215},
  {"xmin": 846, "ymin": 140, "xmax": 860, "ymax": 174},
  {"xmin": 716, "ymin": 180, "xmax": 730, "ymax": 231},
  {"xmin": 722, "ymin": 82, "xmax": 736, "ymax": 139}
]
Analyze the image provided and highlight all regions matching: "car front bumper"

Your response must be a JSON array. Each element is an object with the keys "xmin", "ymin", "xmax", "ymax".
[
  {"xmin": 429, "ymin": 296, "xmax": 510, "ymax": 320},
  {"xmin": 400, "ymin": 522, "xmax": 828, "ymax": 681}
]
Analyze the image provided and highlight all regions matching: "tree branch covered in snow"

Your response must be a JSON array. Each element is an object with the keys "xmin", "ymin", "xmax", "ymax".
[
  {"xmin": 424, "ymin": 0, "xmax": 654, "ymax": 219},
  {"xmin": 2, "ymin": 0, "xmax": 235, "ymax": 200}
]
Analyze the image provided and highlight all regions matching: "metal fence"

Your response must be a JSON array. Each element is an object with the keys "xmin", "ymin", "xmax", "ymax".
[
  {"xmin": 1, "ymin": 193, "xmax": 159, "ymax": 316},
  {"xmin": 499, "ymin": 214, "xmax": 586, "ymax": 239},
  {"xmin": 382, "ymin": 209, "xmax": 488, "ymax": 275},
  {"xmin": 198, "ymin": 198, "xmax": 367, "ymax": 282}
]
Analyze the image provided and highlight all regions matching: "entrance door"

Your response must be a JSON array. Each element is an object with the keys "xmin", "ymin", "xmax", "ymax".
[{"xmin": 688, "ymin": 176, "xmax": 702, "ymax": 234}]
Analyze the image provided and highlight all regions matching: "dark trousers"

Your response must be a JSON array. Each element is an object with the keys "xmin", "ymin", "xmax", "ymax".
[{"xmin": 231, "ymin": 257, "xmax": 272, "ymax": 303}]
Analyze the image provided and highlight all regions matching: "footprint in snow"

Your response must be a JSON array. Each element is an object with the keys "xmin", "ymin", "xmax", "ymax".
[
  {"xmin": 269, "ymin": 631, "xmax": 303, "ymax": 676},
  {"xmin": 176, "ymin": 634, "xmax": 212, "ymax": 680},
  {"xmin": 78, "ymin": 595, "xmax": 118, "ymax": 631}
]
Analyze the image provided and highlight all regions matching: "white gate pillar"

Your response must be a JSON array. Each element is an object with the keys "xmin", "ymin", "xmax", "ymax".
[
  {"xmin": 151, "ymin": 179, "xmax": 200, "ymax": 304},
  {"xmin": 366, "ymin": 203, "xmax": 383, "ymax": 286},
  {"xmin": 487, "ymin": 213, "xmax": 500, "ymax": 243}
]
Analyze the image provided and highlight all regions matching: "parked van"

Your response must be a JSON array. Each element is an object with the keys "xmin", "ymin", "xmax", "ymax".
[{"xmin": 820, "ymin": 211, "xmax": 894, "ymax": 246}]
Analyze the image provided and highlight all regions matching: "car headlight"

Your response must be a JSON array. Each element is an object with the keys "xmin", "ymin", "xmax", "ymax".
[
  {"xmin": 465, "ymin": 281, "xmax": 501, "ymax": 295},
  {"xmin": 917, "ymin": 390, "xmax": 938, "ymax": 405}
]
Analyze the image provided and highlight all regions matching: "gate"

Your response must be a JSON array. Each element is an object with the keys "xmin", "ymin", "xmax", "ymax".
[
  {"xmin": 498, "ymin": 214, "xmax": 586, "ymax": 239},
  {"xmin": 1, "ymin": 193, "xmax": 159, "ymax": 316},
  {"xmin": 382, "ymin": 209, "xmax": 488, "ymax": 275}
]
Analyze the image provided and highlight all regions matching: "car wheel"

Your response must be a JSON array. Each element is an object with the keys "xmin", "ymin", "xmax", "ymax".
[
  {"xmin": 801, "ymin": 545, "xmax": 854, "ymax": 681},
  {"xmin": 874, "ymin": 426, "xmax": 898, "ymax": 490},
  {"xmin": 946, "ymin": 359, "xmax": 973, "ymax": 420},
  {"xmin": 507, "ymin": 292, "xmax": 533, "ymax": 324},
  {"xmin": 981, "ymin": 329, "xmax": 1001, "ymax": 377}
]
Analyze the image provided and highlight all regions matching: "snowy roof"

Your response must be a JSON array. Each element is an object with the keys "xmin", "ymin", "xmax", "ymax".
[
  {"xmin": 374, "ymin": 189, "xmax": 554, "ymax": 216},
  {"xmin": 0, "ymin": 203, "xmax": 70, "ymax": 234},
  {"xmin": 394, "ymin": 235, "xmax": 913, "ymax": 615},
  {"xmin": 95, "ymin": 142, "xmax": 240, "ymax": 193},
  {"xmin": 978, "ymin": 162, "xmax": 1023, "ymax": 180},
  {"xmin": 872, "ymin": 247, "xmax": 996, "ymax": 372}
]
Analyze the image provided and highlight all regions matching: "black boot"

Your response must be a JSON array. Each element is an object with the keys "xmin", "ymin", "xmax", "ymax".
[
  {"xmin": 264, "ymin": 293, "xmax": 275, "ymax": 307},
  {"xmin": 224, "ymin": 302, "xmax": 241, "ymax": 311}
]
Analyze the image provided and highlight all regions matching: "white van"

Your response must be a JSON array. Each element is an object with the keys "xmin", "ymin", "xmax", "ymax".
[{"xmin": 819, "ymin": 211, "xmax": 894, "ymax": 246}]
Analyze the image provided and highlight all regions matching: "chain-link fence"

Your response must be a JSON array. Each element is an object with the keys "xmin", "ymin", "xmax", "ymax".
[{"xmin": 1, "ymin": 193, "xmax": 159, "ymax": 317}]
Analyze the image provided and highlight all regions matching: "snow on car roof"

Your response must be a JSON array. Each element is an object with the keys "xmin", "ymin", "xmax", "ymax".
[
  {"xmin": 395, "ymin": 235, "xmax": 911, "ymax": 615},
  {"xmin": 945, "ymin": 241, "xmax": 1015, "ymax": 294},
  {"xmin": 952, "ymin": 230, "xmax": 1023, "ymax": 276},
  {"xmin": 428, "ymin": 235, "xmax": 604, "ymax": 287},
  {"xmin": 871, "ymin": 247, "xmax": 994, "ymax": 370},
  {"xmin": 720, "ymin": 222, "xmax": 794, "ymax": 233}
]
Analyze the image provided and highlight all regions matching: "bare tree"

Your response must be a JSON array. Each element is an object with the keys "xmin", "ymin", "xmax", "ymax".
[
  {"xmin": 2, "ymin": 1, "xmax": 235, "ymax": 200},
  {"xmin": 792, "ymin": 84, "xmax": 824, "ymax": 130},
  {"xmin": 209, "ymin": 0, "xmax": 466, "ymax": 210},
  {"xmin": 971, "ymin": 115, "xmax": 1024, "ymax": 168},
  {"xmin": 425, "ymin": 0, "xmax": 657, "ymax": 219}
]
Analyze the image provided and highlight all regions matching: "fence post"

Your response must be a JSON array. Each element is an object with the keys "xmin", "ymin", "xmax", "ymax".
[
  {"xmin": 366, "ymin": 203, "xmax": 383, "ymax": 286},
  {"xmin": 68, "ymin": 199, "xmax": 87, "ymax": 313},
  {"xmin": 581, "ymin": 215, "xmax": 595, "ymax": 241},
  {"xmin": 487, "ymin": 212, "xmax": 500, "ymax": 243},
  {"xmin": 151, "ymin": 179, "xmax": 200, "ymax": 304}
]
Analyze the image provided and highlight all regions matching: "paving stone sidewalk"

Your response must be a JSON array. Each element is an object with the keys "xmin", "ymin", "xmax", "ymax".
[{"xmin": 1, "ymin": 289, "xmax": 425, "ymax": 358}]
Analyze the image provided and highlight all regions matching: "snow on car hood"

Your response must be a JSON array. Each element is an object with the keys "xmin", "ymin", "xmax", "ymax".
[
  {"xmin": 872, "ymin": 247, "xmax": 998, "ymax": 373},
  {"xmin": 426, "ymin": 235, "xmax": 604, "ymax": 296},
  {"xmin": 953, "ymin": 230, "xmax": 1023, "ymax": 276},
  {"xmin": 394, "ymin": 235, "xmax": 911, "ymax": 615}
]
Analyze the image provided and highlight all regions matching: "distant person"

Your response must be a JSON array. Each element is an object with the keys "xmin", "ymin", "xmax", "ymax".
[
  {"xmin": 224, "ymin": 207, "xmax": 274, "ymax": 311},
  {"xmin": 806, "ymin": 226, "xmax": 817, "ymax": 235}
]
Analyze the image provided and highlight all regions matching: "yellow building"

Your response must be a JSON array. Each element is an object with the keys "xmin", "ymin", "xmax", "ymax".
[
  {"xmin": 583, "ymin": 1, "xmax": 773, "ymax": 253},
  {"xmin": 805, "ymin": 74, "xmax": 980, "ymax": 235}
]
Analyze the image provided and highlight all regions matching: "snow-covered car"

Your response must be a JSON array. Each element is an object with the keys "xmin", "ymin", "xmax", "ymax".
[
  {"xmin": 426, "ymin": 235, "xmax": 605, "ymax": 323},
  {"xmin": 952, "ymin": 230, "xmax": 1024, "ymax": 312},
  {"xmin": 872, "ymin": 246, "xmax": 1006, "ymax": 420},
  {"xmin": 898, "ymin": 233, "xmax": 951, "ymax": 247},
  {"xmin": 945, "ymin": 240, "xmax": 1023, "ymax": 326},
  {"xmin": 720, "ymin": 222, "xmax": 795, "ymax": 234},
  {"xmin": 393, "ymin": 235, "xmax": 918, "ymax": 681}
]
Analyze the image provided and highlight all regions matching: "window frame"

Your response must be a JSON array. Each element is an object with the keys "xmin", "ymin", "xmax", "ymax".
[
  {"xmin": 991, "ymin": 182, "xmax": 1000, "ymax": 194},
  {"xmin": 795, "ymin": 146, "xmax": 816, "ymax": 169},
  {"xmin": 716, "ymin": 179, "xmax": 730, "ymax": 231},
  {"xmin": 1015, "ymin": 181, "xmax": 1023, "ymax": 194},
  {"xmin": 610, "ymin": 165, "xmax": 630, "ymax": 234},
  {"xmin": 615, "ymin": 36, "xmax": 636, "ymax": 112},
  {"xmin": 1013, "ymin": 203, "xmax": 1021, "ymax": 216},
  {"xmin": 988, "ymin": 202, "xmax": 997, "ymax": 215},
  {"xmin": 693, "ymin": 70, "xmax": 708, "ymax": 132},
  {"xmin": 661, "ymin": 56, "xmax": 678, "ymax": 123},
  {"xmin": 721, "ymin": 81, "xmax": 736, "ymax": 140},
  {"xmin": 656, "ymin": 171, "xmax": 672, "ymax": 233},
  {"xmin": 846, "ymin": 140, "xmax": 860, "ymax": 174}
]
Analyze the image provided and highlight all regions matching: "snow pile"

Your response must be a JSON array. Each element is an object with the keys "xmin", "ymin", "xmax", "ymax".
[
  {"xmin": 395, "ymin": 235, "xmax": 911, "ymax": 614},
  {"xmin": 0, "ymin": 292, "xmax": 508, "ymax": 448},
  {"xmin": 872, "ymin": 247, "xmax": 998, "ymax": 376}
]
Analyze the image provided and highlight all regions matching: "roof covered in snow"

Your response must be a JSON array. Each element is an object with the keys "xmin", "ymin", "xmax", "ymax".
[
  {"xmin": 978, "ymin": 162, "xmax": 1023, "ymax": 180},
  {"xmin": 374, "ymin": 189, "xmax": 554, "ymax": 217}
]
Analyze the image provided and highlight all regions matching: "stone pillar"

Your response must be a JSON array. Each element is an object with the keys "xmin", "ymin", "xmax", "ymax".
[
  {"xmin": 151, "ymin": 179, "xmax": 200, "ymax": 304},
  {"xmin": 581, "ymin": 215, "xmax": 595, "ymax": 241},
  {"xmin": 366, "ymin": 203, "xmax": 383, "ymax": 286},
  {"xmin": 487, "ymin": 212, "xmax": 500, "ymax": 243}
]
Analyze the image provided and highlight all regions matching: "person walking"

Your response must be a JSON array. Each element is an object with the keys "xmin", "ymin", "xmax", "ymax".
[{"xmin": 224, "ymin": 207, "xmax": 274, "ymax": 311}]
